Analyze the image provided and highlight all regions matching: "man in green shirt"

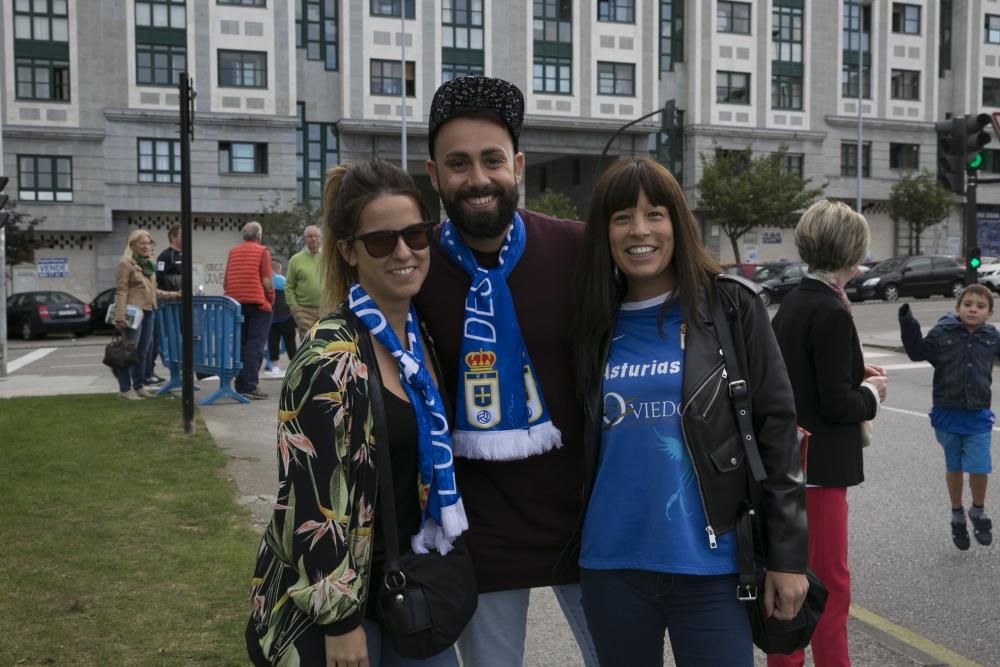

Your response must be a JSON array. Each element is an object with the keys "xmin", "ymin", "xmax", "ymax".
[{"xmin": 286, "ymin": 225, "xmax": 323, "ymax": 337}]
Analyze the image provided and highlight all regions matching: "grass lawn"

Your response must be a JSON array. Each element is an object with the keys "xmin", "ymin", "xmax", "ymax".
[{"xmin": 0, "ymin": 395, "xmax": 260, "ymax": 665}]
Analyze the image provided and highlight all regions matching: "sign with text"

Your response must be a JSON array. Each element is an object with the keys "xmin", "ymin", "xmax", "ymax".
[
  {"xmin": 37, "ymin": 258, "xmax": 69, "ymax": 278},
  {"xmin": 761, "ymin": 231, "xmax": 783, "ymax": 244}
]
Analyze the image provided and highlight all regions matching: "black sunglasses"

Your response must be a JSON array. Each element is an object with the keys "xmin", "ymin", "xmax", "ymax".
[{"xmin": 349, "ymin": 222, "xmax": 434, "ymax": 258}]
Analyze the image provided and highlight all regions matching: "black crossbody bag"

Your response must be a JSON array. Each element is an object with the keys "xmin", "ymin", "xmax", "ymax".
[
  {"xmin": 364, "ymin": 333, "xmax": 478, "ymax": 660},
  {"xmin": 711, "ymin": 283, "xmax": 828, "ymax": 655}
]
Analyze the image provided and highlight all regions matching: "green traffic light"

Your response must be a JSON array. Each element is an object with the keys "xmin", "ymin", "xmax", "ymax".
[
  {"xmin": 971, "ymin": 257, "xmax": 982, "ymax": 269},
  {"xmin": 969, "ymin": 153, "xmax": 984, "ymax": 169}
]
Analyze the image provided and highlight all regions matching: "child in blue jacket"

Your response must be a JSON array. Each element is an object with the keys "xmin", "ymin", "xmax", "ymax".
[{"xmin": 899, "ymin": 284, "xmax": 996, "ymax": 550}]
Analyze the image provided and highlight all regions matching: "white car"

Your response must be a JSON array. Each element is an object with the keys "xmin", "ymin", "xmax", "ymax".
[{"xmin": 978, "ymin": 263, "xmax": 1000, "ymax": 293}]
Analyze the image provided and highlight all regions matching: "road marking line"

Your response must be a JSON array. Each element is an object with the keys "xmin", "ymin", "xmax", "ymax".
[
  {"xmin": 52, "ymin": 364, "xmax": 104, "ymax": 369},
  {"xmin": 884, "ymin": 405, "xmax": 1000, "ymax": 433},
  {"xmin": 861, "ymin": 350, "xmax": 893, "ymax": 358},
  {"xmin": 63, "ymin": 352, "xmax": 102, "ymax": 359},
  {"xmin": 7, "ymin": 347, "xmax": 57, "ymax": 373},
  {"xmin": 878, "ymin": 362, "xmax": 931, "ymax": 370},
  {"xmin": 850, "ymin": 604, "xmax": 983, "ymax": 667}
]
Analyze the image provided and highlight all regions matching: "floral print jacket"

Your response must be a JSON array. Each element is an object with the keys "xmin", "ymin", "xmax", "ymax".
[{"xmin": 248, "ymin": 307, "xmax": 377, "ymax": 663}]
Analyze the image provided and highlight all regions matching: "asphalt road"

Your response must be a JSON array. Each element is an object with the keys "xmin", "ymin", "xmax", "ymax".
[{"xmin": 2, "ymin": 295, "xmax": 997, "ymax": 665}]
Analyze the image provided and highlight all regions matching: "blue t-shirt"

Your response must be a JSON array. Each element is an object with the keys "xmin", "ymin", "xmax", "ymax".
[{"xmin": 580, "ymin": 294, "xmax": 737, "ymax": 575}]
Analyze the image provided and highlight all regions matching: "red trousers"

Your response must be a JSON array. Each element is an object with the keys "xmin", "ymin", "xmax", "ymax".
[{"xmin": 767, "ymin": 486, "xmax": 851, "ymax": 667}]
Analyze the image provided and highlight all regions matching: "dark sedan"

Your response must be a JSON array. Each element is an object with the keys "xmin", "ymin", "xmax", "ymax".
[
  {"xmin": 754, "ymin": 262, "xmax": 807, "ymax": 306},
  {"xmin": 6, "ymin": 291, "xmax": 91, "ymax": 339},
  {"xmin": 88, "ymin": 287, "xmax": 116, "ymax": 333},
  {"xmin": 844, "ymin": 255, "xmax": 965, "ymax": 302}
]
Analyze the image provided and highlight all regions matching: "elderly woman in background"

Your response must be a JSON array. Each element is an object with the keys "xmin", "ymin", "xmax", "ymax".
[
  {"xmin": 770, "ymin": 200, "xmax": 888, "ymax": 667},
  {"xmin": 113, "ymin": 229, "xmax": 179, "ymax": 400}
]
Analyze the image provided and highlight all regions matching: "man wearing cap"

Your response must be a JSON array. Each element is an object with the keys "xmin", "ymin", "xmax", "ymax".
[{"xmin": 414, "ymin": 76, "xmax": 596, "ymax": 666}]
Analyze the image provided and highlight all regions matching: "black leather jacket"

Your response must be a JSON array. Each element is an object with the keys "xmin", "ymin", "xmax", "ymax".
[{"xmin": 582, "ymin": 276, "xmax": 808, "ymax": 573}]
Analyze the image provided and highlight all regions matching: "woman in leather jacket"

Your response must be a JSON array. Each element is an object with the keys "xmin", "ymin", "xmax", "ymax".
[
  {"xmin": 246, "ymin": 160, "xmax": 468, "ymax": 667},
  {"xmin": 570, "ymin": 157, "xmax": 808, "ymax": 666}
]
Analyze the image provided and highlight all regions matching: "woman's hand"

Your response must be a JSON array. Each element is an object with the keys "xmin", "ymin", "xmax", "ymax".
[
  {"xmin": 863, "ymin": 364, "xmax": 885, "ymax": 379},
  {"xmin": 763, "ymin": 570, "xmax": 809, "ymax": 620},
  {"xmin": 324, "ymin": 626, "xmax": 368, "ymax": 667}
]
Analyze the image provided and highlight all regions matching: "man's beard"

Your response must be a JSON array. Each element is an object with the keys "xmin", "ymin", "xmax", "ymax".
[{"xmin": 440, "ymin": 182, "xmax": 520, "ymax": 240}]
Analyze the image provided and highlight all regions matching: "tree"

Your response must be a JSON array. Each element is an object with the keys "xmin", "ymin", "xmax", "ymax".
[
  {"xmin": 525, "ymin": 188, "xmax": 579, "ymax": 221},
  {"xmin": 696, "ymin": 145, "xmax": 824, "ymax": 262},
  {"xmin": 257, "ymin": 196, "xmax": 322, "ymax": 263},
  {"xmin": 887, "ymin": 170, "xmax": 955, "ymax": 255},
  {"xmin": 3, "ymin": 202, "xmax": 44, "ymax": 269}
]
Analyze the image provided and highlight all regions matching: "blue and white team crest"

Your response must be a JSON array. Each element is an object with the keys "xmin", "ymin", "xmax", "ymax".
[
  {"xmin": 523, "ymin": 365, "xmax": 542, "ymax": 423},
  {"xmin": 464, "ymin": 350, "xmax": 501, "ymax": 429}
]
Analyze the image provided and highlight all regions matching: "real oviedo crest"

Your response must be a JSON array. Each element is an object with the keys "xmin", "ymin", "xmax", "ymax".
[{"xmin": 464, "ymin": 350, "xmax": 500, "ymax": 429}]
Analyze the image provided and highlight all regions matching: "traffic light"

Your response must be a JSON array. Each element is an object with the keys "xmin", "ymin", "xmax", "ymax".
[
  {"xmin": 964, "ymin": 113, "xmax": 992, "ymax": 171},
  {"xmin": 968, "ymin": 246, "xmax": 982, "ymax": 272},
  {"xmin": 661, "ymin": 98, "xmax": 676, "ymax": 135},
  {"xmin": 0, "ymin": 176, "xmax": 9, "ymax": 230},
  {"xmin": 937, "ymin": 116, "xmax": 967, "ymax": 195}
]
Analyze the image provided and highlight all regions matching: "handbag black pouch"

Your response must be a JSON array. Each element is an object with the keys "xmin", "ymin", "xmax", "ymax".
[
  {"xmin": 103, "ymin": 334, "xmax": 138, "ymax": 370},
  {"xmin": 712, "ymin": 279, "xmax": 827, "ymax": 654},
  {"xmin": 366, "ymin": 345, "xmax": 478, "ymax": 660}
]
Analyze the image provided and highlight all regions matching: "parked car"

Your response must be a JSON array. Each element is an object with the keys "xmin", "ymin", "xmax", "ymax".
[
  {"xmin": 978, "ymin": 263, "xmax": 1000, "ymax": 293},
  {"xmin": 721, "ymin": 262, "xmax": 757, "ymax": 279},
  {"xmin": 755, "ymin": 262, "xmax": 807, "ymax": 306},
  {"xmin": 844, "ymin": 255, "xmax": 965, "ymax": 302},
  {"xmin": 88, "ymin": 287, "xmax": 116, "ymax": 333},
  {"xmin": 6, "ymin": 291, "xmax": 91, "ymax": 339}
]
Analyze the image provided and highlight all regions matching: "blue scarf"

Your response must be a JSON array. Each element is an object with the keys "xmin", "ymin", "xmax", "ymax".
[
  {"xmin": 348, "ymin": 283, "xmax": 468, "ymax": 555},
  {"xmin": 439, "ymin": 213, "xmax": 562, "ymax": 459}
]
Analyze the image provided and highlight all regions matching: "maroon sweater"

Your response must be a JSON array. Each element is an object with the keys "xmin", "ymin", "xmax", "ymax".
[{"xmin": 414, "ymin": 209, "xmax": 585, "ymax": 593}]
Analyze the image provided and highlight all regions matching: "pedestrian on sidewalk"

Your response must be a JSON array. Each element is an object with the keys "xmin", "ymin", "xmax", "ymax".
[
  {"xmin": 148, "ymin": 224, "xmax": 182, "ymax": 386},
  {"xmin": 224, "ymin": 221, "xmax": 274, "ymax": 400},
  {"xmin": 571, "ymin": 157, "xmax": 808, "ymax": 666},
  {"xmin": 898, "ymin": 284, "xmax": 995, "ymax": 550},
  {"xmin": 413, "ymin": 75, "xmax": 599, "ymax": 667},
  {"xmin": 286, "ymin": 224, "xmax": 323, "ymax": 339},
  {"xmin": 113, "ymin": 229, "xmax": 179, "ymax": 400},
  {"xmin": 246, "ymin": 159, "xmax": 470, "ymax": 666},
  {"xmin": 771, "ymin": 200, "xmax": 887, "ymax": 667},
  {"xmin": 265, "ymin": 258, "xmax": 296, "ymax": 378}
]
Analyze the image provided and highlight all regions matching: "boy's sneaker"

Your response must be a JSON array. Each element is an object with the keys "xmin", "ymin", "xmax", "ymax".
[
  {"xmin": 952, "ymin": 520, "xmax": 972, "ymax": 551},
  {"xmin": 970, "ymin": 513, "xmax": 993, "ymax": 546}
]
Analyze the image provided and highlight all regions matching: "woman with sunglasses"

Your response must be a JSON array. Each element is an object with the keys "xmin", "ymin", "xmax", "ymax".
[{"xmin": 247, "ymin": 159, "xmax": 469, "ymax": 667}]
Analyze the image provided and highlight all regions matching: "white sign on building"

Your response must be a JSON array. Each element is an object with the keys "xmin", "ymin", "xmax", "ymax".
[{"xmin": 37, "ymin": 258, "xmax": 69, "ymax": 278}]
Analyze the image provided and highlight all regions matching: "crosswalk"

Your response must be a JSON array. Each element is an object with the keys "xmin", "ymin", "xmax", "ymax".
[{"xmin": 864, "ymin": 348, "xmax": 932, "ymax": 371}]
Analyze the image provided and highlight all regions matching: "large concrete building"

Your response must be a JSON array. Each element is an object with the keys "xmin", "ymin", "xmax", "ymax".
[{"xmin": 2, "ymin": 0, "xmax": 1000, "ymax": 301}]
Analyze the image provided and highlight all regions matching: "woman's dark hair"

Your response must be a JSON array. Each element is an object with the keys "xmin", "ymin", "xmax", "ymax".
[
  {"xmin": 571, "ymin": 157, "xmax": 721, "ymax": 398},
  {"xmin": 320, "ymin": 158, "xmax": 429, "ymax": 306}
]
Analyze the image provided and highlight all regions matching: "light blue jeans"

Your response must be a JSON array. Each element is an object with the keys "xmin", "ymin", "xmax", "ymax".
[
  {"xmin": 456, "ymin": 584, "xmax": 598, "ymax": 667},
  {"xmin": 364, "ymin": 619, "xmax": 459, "ymax": 667}
]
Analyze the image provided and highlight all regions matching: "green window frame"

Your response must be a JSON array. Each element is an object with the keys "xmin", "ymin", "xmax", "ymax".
[
  {"xmin": 717, "ymin": 1, "xmax": 750, "ymax": 35},
  {"xmin": 841, "ymin": 63, "xmax": 871, "ymax": 98},
  {"xmin": 782, "ymin": 153, "xmax": 803, "ymax": 178},
  {"xmin": 218, "ymin": 50, "xmax": 268, "ymax": 88},
  {"xmin": 598, "ymin": 0, "xmax": 634, "ymax": 24},
  {"xmin": 296, "ymin": 0, "xmax": 338, "ymax": 70},
  {"xmin": 136, "ymin": 43, "xmax": 186, "ymax": 86},
  {"xmin": 442, "ymin": 62, "xmax": 484, "ymax": 82},
  {"xmin": 138, "ymin": 138, "xmax": 181, "ymax": 184},
  {"xmin": 660, "ymin": 0, "xmax": 683, "ymax": 72},
  {"xmin": 218, "ymin": 0, "xmax": 265, "ymax": 5},
  {"xmin": 840, "ymin": 142, "xmax": 870, "ymax": 178},
  {"xmin": 136, "ymin": 0, "xmax": 186, "ymax": 29},
  {"xmin": 984, "ymin": 78, "xmax": 1000, "ymax": 107},
  {"xmin": 135, "ymin": 0, "xmax": 186, "ymax": 87},
  {"xmin": 219, "ymin": 142, "xmax": 268, "ymax": 174},
  {"xmin": 15, "ymin": 57, "xmax": 70, "ymax": 101},
  {"xmin": 890, "ymin": 68, "xmax": 920, "ymax": 100},
  {"xmin": 533, "ymin": 0, "xmax": 572, "ymax": 44},
  {"xmin": 891, "ymin": 3, "xmax": 920, "ymax": 35},
  {"xmin": 370, "ymin": 0, "xmax": 414, "ymax": 19},
  {"xmin": 370, "ymin": 59, "xmax": 415, "ymax": 96},
  {"xmin": 13, "ymin": 0, "xmax": 69, "ymax": 42},
  {"xmin": 442, "ymin": 0, "xmax": 483, "ymax": 50},
  {"xmin": 889, "ymin": 143, "xmax": 920, "ymax": 170},
  {"xmin": 987, "ymin": 15, "xmax": 1000, "ymax": 45},
  {"xmin": 597, "ymin": 61, "xmax": 635, "ymax": 96},
  {"xmin": 533, "ymin": 55, "xmax": 571, "ymax": 94},
  {"xmin": 297, "ymin": 103, "xmax": 339, "ymax": 205},
  {"xmin": 771, "ymin": 74, "xmax": 802, "ymax": 110},
  {"xmin": 772, "ymin": 6, "xmax": 803, "ymax": 64},
  {"xmin": 17, "ymin": 155, "xmax": 73, "ymax": 202},
  {"xmin": 843, "ymin": 1, "xmax": 871, "ymax": 56},
  {"xmin": 716, "ymin": 70, "xmax": 750, "ymax": 104}
]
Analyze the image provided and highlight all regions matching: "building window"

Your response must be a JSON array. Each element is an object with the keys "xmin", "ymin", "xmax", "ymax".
[
  {"xmin": 296, "ymin": 0, "xmax": 337, "ymax": 70},
  {"xmin": 772, "ymin": 6, "xmax": 803, "ymax": 63},
  {"xmin": 136, "ymin": 0, "xmax": 186, "ymax": 28},
  {"xmin": 598, "ymin": 0, "xmax": 634, "ymax": 23},
  {"xmin": 987, "ymin": 15, "xmax": 1000, "ymax": 44},
  {"xmin": 890, "ymin": 69, "xmax": 920, "ymax": 100},
  {"xmin": 843, "ymin": 1, "xmax": 871, "ymax": 53},
  {"xmin": 984, "ymin": 78, "xmax": 1000, "ymax": 107},
  {"xmin": 842, "ymin": 64, "xmax": 871, "ymax": 98},
  {"xmin": 771, "ymin": 74, "xmax": 802, "ymax": 110},
  {"xmin": 717, "ymin": 1, "xmax": 750, "ymax": 35},
  {"xmin": 370, "ymin": 59, "xmax": 415, "ymax": 96},
  {"xmin": 841, "ymin": 142, "xmax": 871, "ymax": 178},
  {"xmin": 442, "ymin": 0, "xmax": 483, "ymax": 49},
  {"xmin": 891, "ymin": 3, "xmax": 920, "ymax": 34},
  {"xmin": 370, "ymin": 0, "xmax": 414, "ymax": 19},
  {"xmin": 13, "ymin": 0, "xmax": 69, "ymax": 41},
  {"xmin": 17, "ymin": 155, "xmax": 73, "ymax": 202},
  {"xmin": 782, "ymin": 153, "xmax": 804, "ymax": 178},
  {"xmin": 717, "ymin": 71, "xmax": 750, "ymax": 104},
  {"xmin": 534, "ymin": 0, "xmax": 572, "ymax": 43},
  {"xmin": 660, "ymin": 0, "xmax": 683, "ymax": 72},
  {"xmin": 533, "ymin": 55, "xmax": 571, "ymax": 94},
  {"xmin": 597, "ymin": 62, "xmax": 635, "ymax": 96},
  {"xmin": 136, "ymin": 44, "xmax": 185, "ymax": 86},
  {"xmin": 219, "ymin": 142, "xmax": 268, "ymax": 174},
  {"xmin": 218, "ymin": 0, "xmax": 266, "ymax": 5},
  {"xmin": 442, "ymin": 63, "xmax": 484, "ymax": 81},
  {"xmin": 15, "ymin": 58, "xmax": 70, "ymax": 101},
  {"xmin": 138, "ymin": 138, "xmax": 181, "ymax": 184},
  {"xmin": 982, "ymin": 149, "xmax": 1000, "ymax": 174},
  {"xmin": 218, "ymin": 50, "xmax": 267, "ymax": 88},
  {"xmin": 297, "ymin": 103, "xmax": 339, "ymax": 205},
  {"xmin": 889, "ymin": 143, "xmax": 920, "ymax": 170}
]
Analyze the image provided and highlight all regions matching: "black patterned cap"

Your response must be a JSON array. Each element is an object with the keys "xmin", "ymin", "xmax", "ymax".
[{"xmin": 428, "ymin": 76, "xmax": 524, "ymax": 158}]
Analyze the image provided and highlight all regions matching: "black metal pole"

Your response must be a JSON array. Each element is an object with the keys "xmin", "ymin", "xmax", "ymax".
[
  {"xmin": 965, "ymin": 171, "xmax": 978, "ymax": 288},
  {"xmin": 179, "ymin": 73, "xmax": 194, "ymax": 434},
  {"xmin": 594, "ymin": 107, "xmax": 669, "ymax": 180}
]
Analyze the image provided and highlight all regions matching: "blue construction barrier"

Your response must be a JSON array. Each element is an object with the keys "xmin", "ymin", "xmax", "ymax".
[{"xmin": 155, "ymin": 296, "xmax": 250, "ymax": 405}]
